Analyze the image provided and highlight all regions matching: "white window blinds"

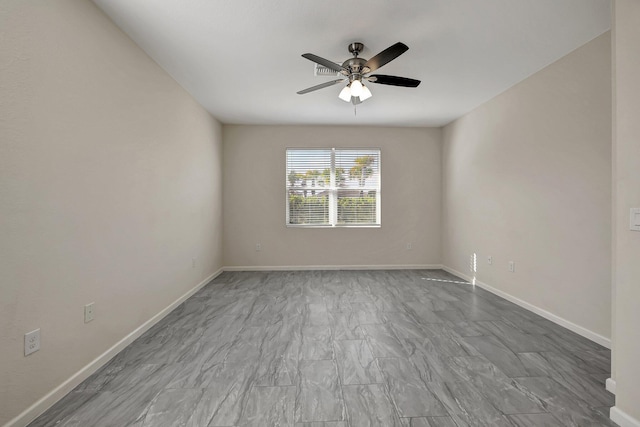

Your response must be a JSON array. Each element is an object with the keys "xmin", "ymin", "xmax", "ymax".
[{"xmin": 286, "ymin": 148, "xmax": 381, "ymax": 227}]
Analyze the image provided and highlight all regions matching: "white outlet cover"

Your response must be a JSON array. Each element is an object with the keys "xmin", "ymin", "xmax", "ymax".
[
  {"xmin": 25, "ymin": 329, "xmax": 40, "ymax": 356},
  {"xmin": 487, "ymin": 256, "xmax": 493, "ymax": 265},
  {"xmin": 84, "ymin": 303, "xmax": 95, "ymax": 323},
  {"xmin": 630, "ymin": 208, "xmax": 640, "ymax": 231},
  {"xmin": 508, "ymin": 261, "xmax": 515, "ymax": 272}
]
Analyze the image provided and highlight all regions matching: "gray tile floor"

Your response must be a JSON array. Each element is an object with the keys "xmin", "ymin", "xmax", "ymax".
[{"xmin": 29, "ymin": 270, "xmax": 616, "ymax": 426}]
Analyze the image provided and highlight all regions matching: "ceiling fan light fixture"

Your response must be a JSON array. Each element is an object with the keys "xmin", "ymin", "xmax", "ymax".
[
  {"xmin": 298, "ymin": 42, "xmax": 421, "ymax": 107},
  {"xmin": 350, "ymin": 79, "xmax": 363, "ymax": 97},
  {"xmin": 359, "ymin": 85, "xmax": 372, "ymax": 101},
  {"xmin": 338, "ymin": 85, "xmax": 352, "ymax": 102}
]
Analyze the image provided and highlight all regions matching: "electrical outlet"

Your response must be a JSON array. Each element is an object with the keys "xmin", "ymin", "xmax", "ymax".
[
  {"xmin": 406, "ymin": 243, "xmax": 412, "ymax": 250},
  {"xmin": 84, "ymin": 302, "xmax": 95, "ymax": 323},
  {"xmin": 508, "ymin": 261, "xmax": 515, "ymax": 272},
  {"xmin": 192, "ymin": 258, "xmax": 196, "ymax": 268},
  {"xmin": 487, "ymin": 256, "xmax": 493, "ymax": 265},
  {"xmin": 255, "ymin": 243, "xmax": 261, "ymax": 251},
  {"xmin": 24, "ymin": 329, "xmax": 40, "ymax": 356}
]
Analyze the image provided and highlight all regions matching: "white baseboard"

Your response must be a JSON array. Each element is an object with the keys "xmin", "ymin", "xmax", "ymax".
[
  {"xmin": 4, "ymin": 268, "xmax": 223, "ymax": 427},
  {"xmin": 441, "ymin": 266, "xmax": 611, "ymax": 349},
  {"xmin": 223, "ymin": 264, "xmax": 443, "ymax": 271},
  {"xmin": 611, "ymin": 407, "xmax": 640, "ymax": 427},
  {"xmin": 606, "ymin": 378, "xmax": 617, "ymax": 394}
]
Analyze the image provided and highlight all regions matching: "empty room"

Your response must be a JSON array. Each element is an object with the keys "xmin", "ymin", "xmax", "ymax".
[{"xmin": 1, "ymin": 0, "xmax": 639, "ymax": 426}]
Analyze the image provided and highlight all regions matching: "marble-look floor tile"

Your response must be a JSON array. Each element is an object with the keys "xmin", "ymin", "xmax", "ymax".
[
  {"xmin": 403, "ymin": 301, "xmax": 446, "ymax": 324},
  {"xmin": 255, "ymin": 338, "xmax": 301, "ymax": 386},
  {"xmin": 30, "ymin": 270, "xmax": 613, "ymax": 427},
  {"xmin": 101, "ymin": 363, "xmax": 178, "ymax": 395},
  {"xmin": 55, "ymin": 365, "xmax": 183, "ymax": 427},
  {"xmin": 377, "ymin": 358, "xmax": 448, "ymax": 418},
  {"xmin": 324, "ymin": 296, "xmax": 353, "ymax": 312},
  {"xmin": 498, "ymin": 315, "xmax": 551, "ymax": 335},
  {"xmin": 505, "ymin": 413, "xmax": 563, "ymax": 427},
  {"xmin": 426, "ymin": 381, "xmax": 512, "ymax": 427},
  {"xmin": 408, "ymin": 351, "xmax": 460, "ymax": 383},
  {"xmin": 400, "ymin": 417, "xmax": 458, "ymax": 427},
  {"xmin": 304, "ymin": 302, "xmax": 330, "ymax": 326},
  {"xmin": 225, "ymin": 327, "xmax": 266, "ymax": 366},
  {"xmin": 334, "ymin": 339, "xmax": 384, "ymax": 385},
  {"xmin": 513, "ymin": 377, "xmax": 618, "ymax": 427},
  {"xmin": 515, "ymin": 352, "xmax": 557, "ymax": 377},
  {"xmin": 551, "ymin": 365, "xmax": 615, "ymax": 407},
  {"xmin": 548, "ymin": 327, "xmax": 609, "ymax": 353},
  {"xmin": 263, "ymin": 314, "xmax": 304, "ymax": 343},
  {"xmin": 538, "ymin": 350, "xmax": 608, "ymax": 375},
  {"xmin": 300, "ymin": 325, "xmax": 334, "ymax": 360},
  {"xmin": 238, "ymin": 386, "xmax": 296, "ymax": 426},
  {"xmin": 350, "ymin": 302, "xmax": 384, "ymax": 325},
  {"xmin": 383, "ymin": 312, "xmax": 429, "ymax": 340},
  {"xmin": 589, "ymin": 372, "xmax": 610, "ymax": 387},
  {"xmin": 329, "ymin": 311, "xmax": 364, "ymax": 340},
  {"xmin": 163, "ymin": 341, "xmax": 234, "ymax": 389},
  {"xmin": 416, "ymin": 323, "xmax": 454, "ymax": 338},
  {"xmin": 72, "ymin": 361, "xmax": 125, "ymax": 393},
  {"xmin": 512, "ymin": 351, "xmax": 613, "ymax": 406},
  {"xmin": 58, "ymin": 390, "xmax": 151, "ymax": 426},
  {"xmin": 571, "ymin": 349, "xmax": 612, "ymax": 374},
  {"xmin": 403, "ymin": 335, "xmax": 479, "ymax": 359},
  {"xmin": 432, "ymin": 309, "xmax": 468, "ymax": 324},
  {"xmin": 142, "ymin": 388, "xmax": 203, "ymax": 427},
  {"xmin": 371, "ymin": 295, "xmax": 408, "ymax": 312},
  {"xmin": 296, "ymin": 359, "xmax": 344, "ymax": 423},
  {"xmin": 446, "ymin": 356, "xmax": 546, "ymax": 415},
  {"xmin": 476, "ymin": 320, "xmax": 559, "ymax": 353},
  {"xmin": 361, "ymin": 324, "xmax": 408, "ymax": 358},
  {"xmin": 593, "ymin": 405, "xmax": 612, "ymax": 419},
  {"xmin": 447, "ymin": 301, "xmax": 498, "ymax": 322},
  {"xmin": 461, "ymin": 335, "xmax": 529, "ymax": 377},
  {"xmin": 188, "ymin": 363, "xmax": 257, "ymax": 426},
  {"xmin": 446, "ymin": 321, "xmax": 490, "ymax": 337},
  {"xmin": 296, "ymin": 422, "xmax": 348, "ymax": 427},
  {"xmin": 27, "ymin": 391, "xmax": 99, "ymax": 427},
  {"xmin": 342, "ymin": 384, "xmax": 403, "ymax": 427}
]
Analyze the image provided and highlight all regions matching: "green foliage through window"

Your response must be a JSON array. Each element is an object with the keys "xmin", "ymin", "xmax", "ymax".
[{"xmin": 286, "ymin": 148, "xmax": 380, "ymax": 227}]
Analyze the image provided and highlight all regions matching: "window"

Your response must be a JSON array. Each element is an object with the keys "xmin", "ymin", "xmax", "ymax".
[{"xmin": 286, "ymin": 148, "xmax": 381, "ymax": 227}]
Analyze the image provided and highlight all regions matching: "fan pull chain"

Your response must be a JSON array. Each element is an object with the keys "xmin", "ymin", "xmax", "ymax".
[{"xmin": 354, "ymin": 105, "xmax": 357, "ymax": 116}]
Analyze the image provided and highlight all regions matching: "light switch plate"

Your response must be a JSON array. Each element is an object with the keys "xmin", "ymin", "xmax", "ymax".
[{"xmin": 631, "ymin": 208, "xmax": 640, "ymax": 231}]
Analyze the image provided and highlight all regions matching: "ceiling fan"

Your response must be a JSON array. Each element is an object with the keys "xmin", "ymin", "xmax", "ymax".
[{"xmin": 297, "ymin": 42, "xmax": 421, "ymax": 104}]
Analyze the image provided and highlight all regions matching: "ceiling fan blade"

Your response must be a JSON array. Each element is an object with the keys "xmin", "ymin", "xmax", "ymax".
[
  {"xmin": 364, "ymin": 42, "xmax": 409, "ymax": 73},
  {"xmin": 297, "ymin": 79, "xmax": 346, "ymax": 95},
  {"xmin": 367, "ymin": 74, "xmax": 421, "ymax": 88},
  {"xmin": 301, "ymin": 53, "xmax": 348, "ymax": 73}
]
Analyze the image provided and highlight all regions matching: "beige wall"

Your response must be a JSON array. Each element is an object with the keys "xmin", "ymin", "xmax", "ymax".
[
  {"xmin": 0, "ymin": 1, "xmax": 223, "ymax": 425},
  {"xmin": 442, "ymin": 33, "xmax": 612, "ymax": 341},
  {"xmin": 611, "ymin": 0, "xmax": 640, "ymax": 423},
  {"xmin": 223, "ymin": 125, "xmax": 442, "ymax": 268}
]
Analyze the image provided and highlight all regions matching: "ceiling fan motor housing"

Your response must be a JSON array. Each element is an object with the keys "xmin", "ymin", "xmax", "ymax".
[
  {"xmin": 342, "ymin": 57, "xmax": 369, "ymax": 82},
  {"xmin": 348, "ymin": 42, "xmax": 364, "ymax": 56}
]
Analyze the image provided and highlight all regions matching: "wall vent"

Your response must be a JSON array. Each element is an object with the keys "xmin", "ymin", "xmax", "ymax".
[{"xmin": 314, "ymin": 63, "xmax": 341, "ymax": 77}]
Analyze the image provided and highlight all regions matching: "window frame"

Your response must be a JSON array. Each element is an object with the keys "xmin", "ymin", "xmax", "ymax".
[{"xmin": 285, "ymin": 147, "xmax": 381, "ymax": 228}]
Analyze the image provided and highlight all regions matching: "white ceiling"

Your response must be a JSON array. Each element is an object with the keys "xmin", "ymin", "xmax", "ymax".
[{"xmin": 92, "ymin": 0, "xmax": 610, "ymax": 127}]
